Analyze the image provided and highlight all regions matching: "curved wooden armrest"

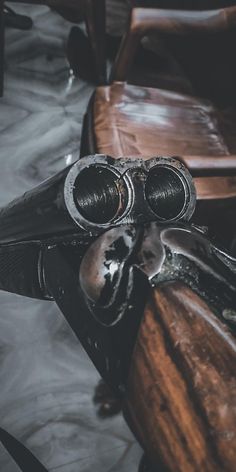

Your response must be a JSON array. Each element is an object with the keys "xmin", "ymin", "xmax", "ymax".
[
  {"xmin": 179, "ymin": 154, "xmax": 236, "ymax": 200},
  {"xmin": 181, "ymin": 155, "xmax": 236, "ymax": 200},
  {"xmin": 180, "ymin": 154, "xmax": 236, "ymax": 171},
  {"xmin": 111, "ymin": 5, "xmax": 236, "ymax": 81},
  {"xmin": 124, "ymin": 281, "xmax": 236, "ymax": 471},
  {"xmin": 194, "ymin": 175, "xmax": 236, "ymax": 200}
]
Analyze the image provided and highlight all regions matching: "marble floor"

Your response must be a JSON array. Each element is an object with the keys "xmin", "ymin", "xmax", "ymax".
[{"xmin": 0, "ymin": 3, "xmax": 141, "ymax": 471}]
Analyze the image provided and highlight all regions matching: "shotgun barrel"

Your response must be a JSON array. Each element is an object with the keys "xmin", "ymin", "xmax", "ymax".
[
  {"xmin": 0, "ymin": 154, "xmax": 195, "ymax": 299},
  {"xmin": 0, "ymin": 155, "xmax": 235, "ymax": 471},
  {"xmin": 0, "ymin": 154, "xmax": 195, "ymax": 244}
]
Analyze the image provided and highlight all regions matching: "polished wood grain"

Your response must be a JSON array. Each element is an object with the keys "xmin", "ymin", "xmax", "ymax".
[{"xmin": 124, "ymin": 281, "xmax": 236, "ymax": 471}]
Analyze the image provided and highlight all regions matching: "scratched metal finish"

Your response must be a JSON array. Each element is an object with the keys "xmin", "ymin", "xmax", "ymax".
[{"xmin": 0, "ymin": 3, "xmax": 141, "ymax": 471}]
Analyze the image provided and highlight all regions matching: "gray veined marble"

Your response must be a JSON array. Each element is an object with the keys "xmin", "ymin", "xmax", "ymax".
[{"xmin": 0, "ymin": 3, "xmax": 141, "ymax": 471}]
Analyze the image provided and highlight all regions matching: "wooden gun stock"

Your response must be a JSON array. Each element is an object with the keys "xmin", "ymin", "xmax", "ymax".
[{"xmin": 125, "ymin": 282, "xmax": 236, "ymax": 471}]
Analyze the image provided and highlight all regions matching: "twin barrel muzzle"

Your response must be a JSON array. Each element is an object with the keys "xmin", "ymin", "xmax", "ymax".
[
  {"xmin": 65, "ymin": 154, "xmax": 196, "ymax": 232},
  {"xmin": 0, "ymin": 154, "xmax": 196, "ymax": 244}
]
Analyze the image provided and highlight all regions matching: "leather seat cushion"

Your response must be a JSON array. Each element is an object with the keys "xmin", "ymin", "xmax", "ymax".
[
  {"xmin": 92, "ymin": 82, "xmax": 236, "ymax": 202},
  {"xmin": 93, "ymin": 83, "xmax": 236, "ymax": 171}
]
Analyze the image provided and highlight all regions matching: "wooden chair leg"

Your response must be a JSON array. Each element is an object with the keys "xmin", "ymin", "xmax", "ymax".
[
  {"xmin": 83, "ymin": 0, "xmax": 107, "ymax": 84},
  {"xmin": 0, "ymin": 0, "xmax": 4, "ymax": 97}
]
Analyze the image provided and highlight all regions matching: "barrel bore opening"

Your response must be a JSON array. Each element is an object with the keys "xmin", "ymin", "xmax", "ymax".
[
  {"xmin": 73, "ymin": 166, "xmax": 127, "ymax": 224},
  {"xmin": 145, "ymin": 166, "xmax": 187, "ymax": 221}
]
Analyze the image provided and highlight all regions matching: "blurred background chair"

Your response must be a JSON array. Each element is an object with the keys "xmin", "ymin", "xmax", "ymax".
[
  {"xmin": 81, "ymin": 5, "xmax": 236, "ymax": 247},
  {"xmin": 125, "ymin": 0, "xmax": 236, "ymax": 100},
  {"xmin": 0, "ymin": 0, "xmax": 106, "ymax": 96}
]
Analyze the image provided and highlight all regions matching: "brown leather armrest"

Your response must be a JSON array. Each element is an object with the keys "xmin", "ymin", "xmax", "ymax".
[
  {"xmin": 180, "ymin": 155, "xmax": 236, "ymax": 200},
  {"xmin": 180, "ymin": 154, "xmax": 236, "ymax": 171},
  {"xmin": 111, "ymin": 5, "xmax": 236, "ymax": 81}
]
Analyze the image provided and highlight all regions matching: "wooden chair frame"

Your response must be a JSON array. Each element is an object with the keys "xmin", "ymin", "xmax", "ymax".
[
  {"xmin": 111, "ymin": 5, "xmax": 236, "ymax": 82},
  {"xmin": 108, "ymin": 5, "xmax": 236, "ymax": 174}
]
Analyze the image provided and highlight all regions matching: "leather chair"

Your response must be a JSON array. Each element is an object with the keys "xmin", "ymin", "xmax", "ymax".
[
  {"xmin": 82, "ymin": 5, "xmax": 236, "ymax": 246},
  {"xmin": 127, "ymin": 0, "xmax": 236, "ymax": 103},
  {"xmin": 0, "ymin": 0, "xmax": 106, "ymax": 96}
]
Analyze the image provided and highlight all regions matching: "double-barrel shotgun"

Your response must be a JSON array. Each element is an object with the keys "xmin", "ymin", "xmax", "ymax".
[{"xmin": 0, "ymin": 154, "xmax": 235, "ymax": 472}]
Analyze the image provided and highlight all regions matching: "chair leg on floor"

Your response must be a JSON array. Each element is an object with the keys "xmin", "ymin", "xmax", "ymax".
[
  {"xmin": 0, "ymin": 0, "xmax": 4, "ymax": 97},
  {"xmin": 83, "ymin": 0, "xmax": 107, "ymax": 84}
]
